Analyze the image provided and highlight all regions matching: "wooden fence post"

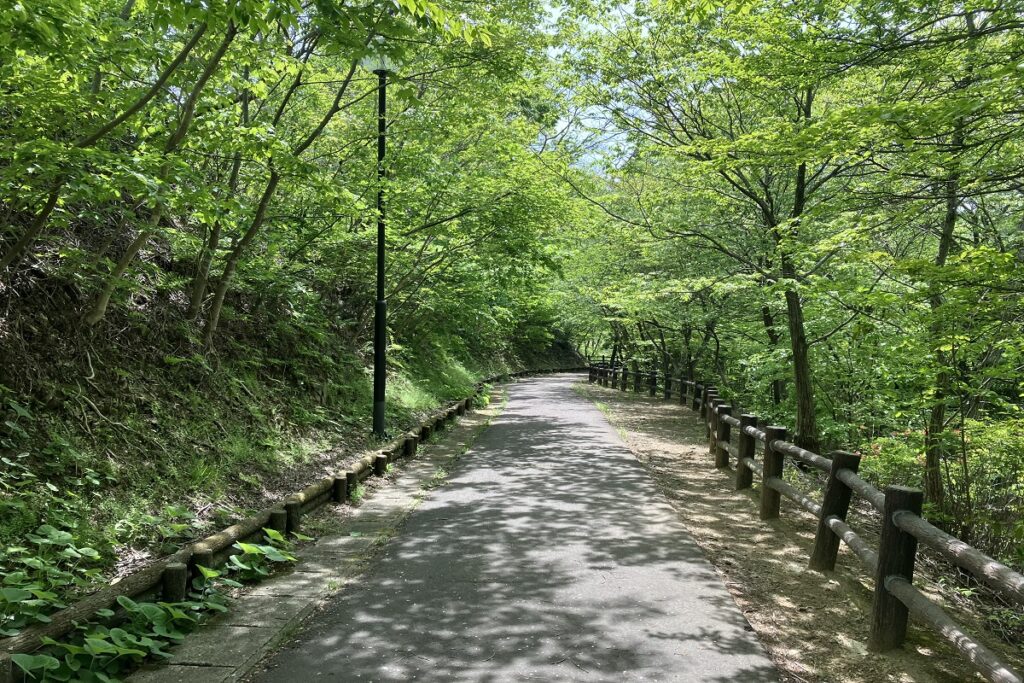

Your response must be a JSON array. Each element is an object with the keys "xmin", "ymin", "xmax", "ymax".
[
  {"xmin": 760, "ymin": 426, "xmax": 787, "ymax": 520},
  {"xmin": 648, "ymin": 368, "xmax": 658, "ymax": 396},
  {"xmin": 621, "ymin": 366, "xmax": 628, "ymax": 391},
  {"xmin": 285, "ymin": 499, "xmax": 302, "ymax": 533},
  {"xmin": 634, "ymin": 368, "xmax": 642, "ymax": 393},
  {"xmin": 611, "ymin": 367, "xmax": 618, "ymax": 388},
  {"xmin": 268, "ymin": 508, "xmax": 288, "ymax": 533},
  {"xmin": 692, "ymin": 382, "xmax": 702, "ymax": 411},
  {"xmin": 332, "ymin": 474, "xmax": 349, "ymax": 503},
  {"xmin": 701, "ymin": 385, "xmax": 714, "ymax": 421},
  {"xmin": 715, "ymin": 405, "xmax": 732, "ymax": 468},
  {"xmin": 679, "ymin": 379, "xmax": 688, "ymax": 406},
  {"xmin": 708, "ymin": 398, "xmax": 722, "ymax": 455},
  {"xmin": 736, "ymin": 414, "xmax": 756, "ymax": 490},
  {"xmin": 664, "ymin": 375, "xmax": 672, "ymax": 400},
  {"xmin": 192, "ymin": 548, "xmax": 214, "ymax": 573},
  {"xmin": 809, "ymin": 451, "xmax": 862, "ymax": 571},
  {"xmin": 870, "ymin": 486, "xmax": 924, "ymax": 651},
  {"xmin": 161, "ymin": 562, "xmax": 189, "ymax": 602},
  {"xmin": 705, "ymin": 390, "xmax": 719, "ymax": 440}
]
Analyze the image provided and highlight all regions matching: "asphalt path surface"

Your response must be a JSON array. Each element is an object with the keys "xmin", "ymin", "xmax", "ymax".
[{"xmin": 254, "ymin": 373, "xmax": 777, "ymax": 682}]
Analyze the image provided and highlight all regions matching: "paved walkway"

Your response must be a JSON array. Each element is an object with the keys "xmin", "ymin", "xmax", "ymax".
[{"xmin": 252, "ymin": 374, "xmax": 776, "ymax": 682}]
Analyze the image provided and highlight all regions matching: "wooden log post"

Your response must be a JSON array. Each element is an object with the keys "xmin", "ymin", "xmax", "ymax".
[
  {"xmin": 708, "ymin": 398, "xmax": 722, "ymax": 455},
  {"xmin": 621, "ymin": 366, "xmax": 629, "ymax": 391},
  {"xmin": 809, "ymin": 451, "xmax": 862, "ymax": 571},
  {"xmin": 611, "ymin": 367, "xmax": 618, "ymax": 388},
  {"xmin": 421, "ymin": 423, "xmax": 433, "ymax": 441},
  {"xmin": 870, "ymin": 486, "xmax": 924, "ymax": 651},
  {"xmin": 634, "ymin": 368, "xmax": 642, "ymax": 393},
  {"xmin": 701, "ymin": 385, "xmax": 714, "ymax": 422},
  {"xmin": 404, "ymin": 435, "xmax": 417, "ymax": 458},
  {"xmin": 332, "ymin": 474, "xmax": 349, "ymax": 503},
  {"xmin": 736, "ymin": 414, "xmax": 757, "ymax": 490},
  {"xmin": 648, "ymin": 368, "xmax": 657, "ymax": 397},
  {"xmin": 374, "ymin": 453, "xmax": 388, "ymax": 477},
  {"xmin": 664, "ymin": 375, "xmax": 672, "ymax": 400},
  {"xmin": 760, "ymin": 426, "xmax": 787, "ymax": 520},
  {"xmin": 267, "ymin": 508, "xmax": 288, "ymax": 533},
  {"xmin": 704, "ymin": 390, "xmax": 719, "ymax": 441},
  {"xmin": 192, "ymin": 547, "xmax": 215, "ymax": 573},
  {"xmin": 161, "ymin": 562, "xmax": 189, "ymax": 602},
  {"xmin": 345, "ymin": 470, "xmax": 358, "ymax": 500},
  {"xmin": 692, "ymin": 382, "xmax": 702, "ymax": 411},
  {"xmin": 285, "ymin": 499, "xmax": 302, "ymax": 533},
  {"xmin": 679, "ymin": 379, "xmax": 688, "ymax": 406},
  {"xmin": 715, "ymin": 404, "xmax": 732, "ymax": 468}
]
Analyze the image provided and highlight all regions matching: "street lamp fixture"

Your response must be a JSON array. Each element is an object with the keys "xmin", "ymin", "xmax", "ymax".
[{"xmin": 363, "ymin": 43, "xmax": 393, "ymax": 438}]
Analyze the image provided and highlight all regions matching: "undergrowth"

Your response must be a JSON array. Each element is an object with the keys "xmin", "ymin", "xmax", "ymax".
[{"xmin": 10, "ymin": 529, "xmax": 301, "ymax": 683}]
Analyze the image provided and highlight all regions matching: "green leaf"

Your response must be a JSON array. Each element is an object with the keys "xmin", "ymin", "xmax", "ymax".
[{"xmin": 11, "ymin": 653, "xmax": 61, "ymax": 673}]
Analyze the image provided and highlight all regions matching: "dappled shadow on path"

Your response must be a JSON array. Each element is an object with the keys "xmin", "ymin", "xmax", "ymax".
[
  {"xmin": 582, "ymin": 383, "xmax": 983, "ymax": 683},
  {"xmin": 252, "ymin": 374, "xmax": 776, "ymax": 682}
]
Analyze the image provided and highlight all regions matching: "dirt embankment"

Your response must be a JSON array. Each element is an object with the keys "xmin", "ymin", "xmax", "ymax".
[{"xmin": 576, "ymin": 382, "xmax": 1022, "ymax": 683}]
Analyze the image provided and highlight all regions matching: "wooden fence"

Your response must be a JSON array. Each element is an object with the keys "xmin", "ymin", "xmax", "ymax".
[{"xmin": 588, "ymin": 363, "xmax": 1023, "ymax": 683}]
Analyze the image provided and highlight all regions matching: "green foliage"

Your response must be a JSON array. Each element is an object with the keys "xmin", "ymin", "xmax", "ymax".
[
  {"xmin": 349, "ymin": 484, "xmax": 366, "ymax": 504},
  {"xmin": 554, "ymin": 0, "xmax": 1024, "ymax": 583},
  {"xmin": 222, "ymin": 529, "xmax": 298, "ymax": 582},
  {"xmin": 10, "ymin": 527, "xmax": 299, "ymax": 682},
  {"xmin": 0, "ymin": 525, "xmax": 103, "ymax": 637}
]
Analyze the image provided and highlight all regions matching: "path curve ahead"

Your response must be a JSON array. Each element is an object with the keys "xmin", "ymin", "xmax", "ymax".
[{"xmin": 254, "ymin": 374, "xmax": 776, "ymax": 681}]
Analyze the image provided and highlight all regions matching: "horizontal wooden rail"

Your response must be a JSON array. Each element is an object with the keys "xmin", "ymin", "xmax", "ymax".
[
  {"xmin": 588, "ymin": 365, "xmax": 1023, "ymax": 683},
  {"xmin": 836, "ymin": 468, "xmax": 885, "ymax": 512},
  {"xmin": 825, "ymin": 515, "xmax": 879, "ymax": 570},
  {"xmin": 893, "ymin": 511, "xmax": 1024, "ymax": 608},
  {"xmin": 771, "ymin": 440, "xmax": 832, "ymax": 473},
  {"xmin": 742, "ymin": 424, "xmax": 766, "ymax": 441},
  {"xmin": 885, "ymin": 577, "xmax": 1022, "ymax": 683},
  {"xmin": 765, "ymin": 476, "xmax": 823, "ymax": 517},
  {"xmin": 721, "ymin": 413, "xmax": 742, "ymax": 428}
]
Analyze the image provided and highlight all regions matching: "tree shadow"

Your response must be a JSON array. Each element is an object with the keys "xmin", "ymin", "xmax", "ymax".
[{"xmin": 252, "ymin": 374, "xmax": 777, "ymax": 682}]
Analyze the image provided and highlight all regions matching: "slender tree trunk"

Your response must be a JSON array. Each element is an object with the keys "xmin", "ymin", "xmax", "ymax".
[
  {"xmin": 761, "ymin": 303, "xmax": 784, "ymax": 405},
  {"xmin": 0, "ymin": 188, "xmax": 61, "ymax": 271},
  {"xmin": 203, "ymin": 171, "xmax": 280, "ymax": 346},
  {"xmin": 923, "ymin": 166, "xmax": 961, "ymax": 510},
  {"xmin": 781, "ymin": 95, "xmax": 821, "ymax": 451},
  {"xmin": 84, "ymin": 23, "xmax": 237, "ymax": 325},
  {"xmin": 784, "ymin": 284, "xmax": 819, "ymax": 452}
]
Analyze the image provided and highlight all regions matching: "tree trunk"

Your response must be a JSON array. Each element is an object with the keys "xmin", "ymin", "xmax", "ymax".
[
  {"xmin": 84, "ymin": 24, "xmax": 237, "ymax": 325},
  {"xmin": 203, "ymin": 171, "xmax": 280, "ymax": 346},
  {"xmin": 923, "ymin": 166, "xmax": 962, "ymax": 510},
  {"xmin": 784, "ymin": 285, "xmax": 819, "ymax": 452},
  {"xmin": 761, "ymin": 303, "xmax": 784, "ymax": 405}
]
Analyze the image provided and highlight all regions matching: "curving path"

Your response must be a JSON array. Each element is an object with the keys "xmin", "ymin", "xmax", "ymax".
[{"xmin": 252, "ymin": 373, "xmax": 777, "ymax": 681}]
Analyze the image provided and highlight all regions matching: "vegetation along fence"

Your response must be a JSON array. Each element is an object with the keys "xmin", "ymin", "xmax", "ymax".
[
  {"xmin": 0, "ymin": 367, "xmax": 584, "ymax": 683},
  {"xmin": 588, "ymin": 362, "xmax": 1023, "ymax": 683}
]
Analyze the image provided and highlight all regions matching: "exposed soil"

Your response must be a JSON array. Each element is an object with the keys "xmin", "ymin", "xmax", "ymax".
[{"xmin": 576, "ymin": 381, "xmax": 1022, "ymax": 683}]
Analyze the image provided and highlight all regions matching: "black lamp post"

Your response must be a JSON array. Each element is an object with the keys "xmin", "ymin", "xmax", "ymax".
[{"xmin": 365, "ymin": 46, "xmax": 391, "ymax": 438}]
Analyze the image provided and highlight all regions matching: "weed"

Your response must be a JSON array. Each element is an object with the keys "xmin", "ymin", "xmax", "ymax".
[{"xmin": 349, "ymin": 484, "xmax": 365, "ymax": 504}]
